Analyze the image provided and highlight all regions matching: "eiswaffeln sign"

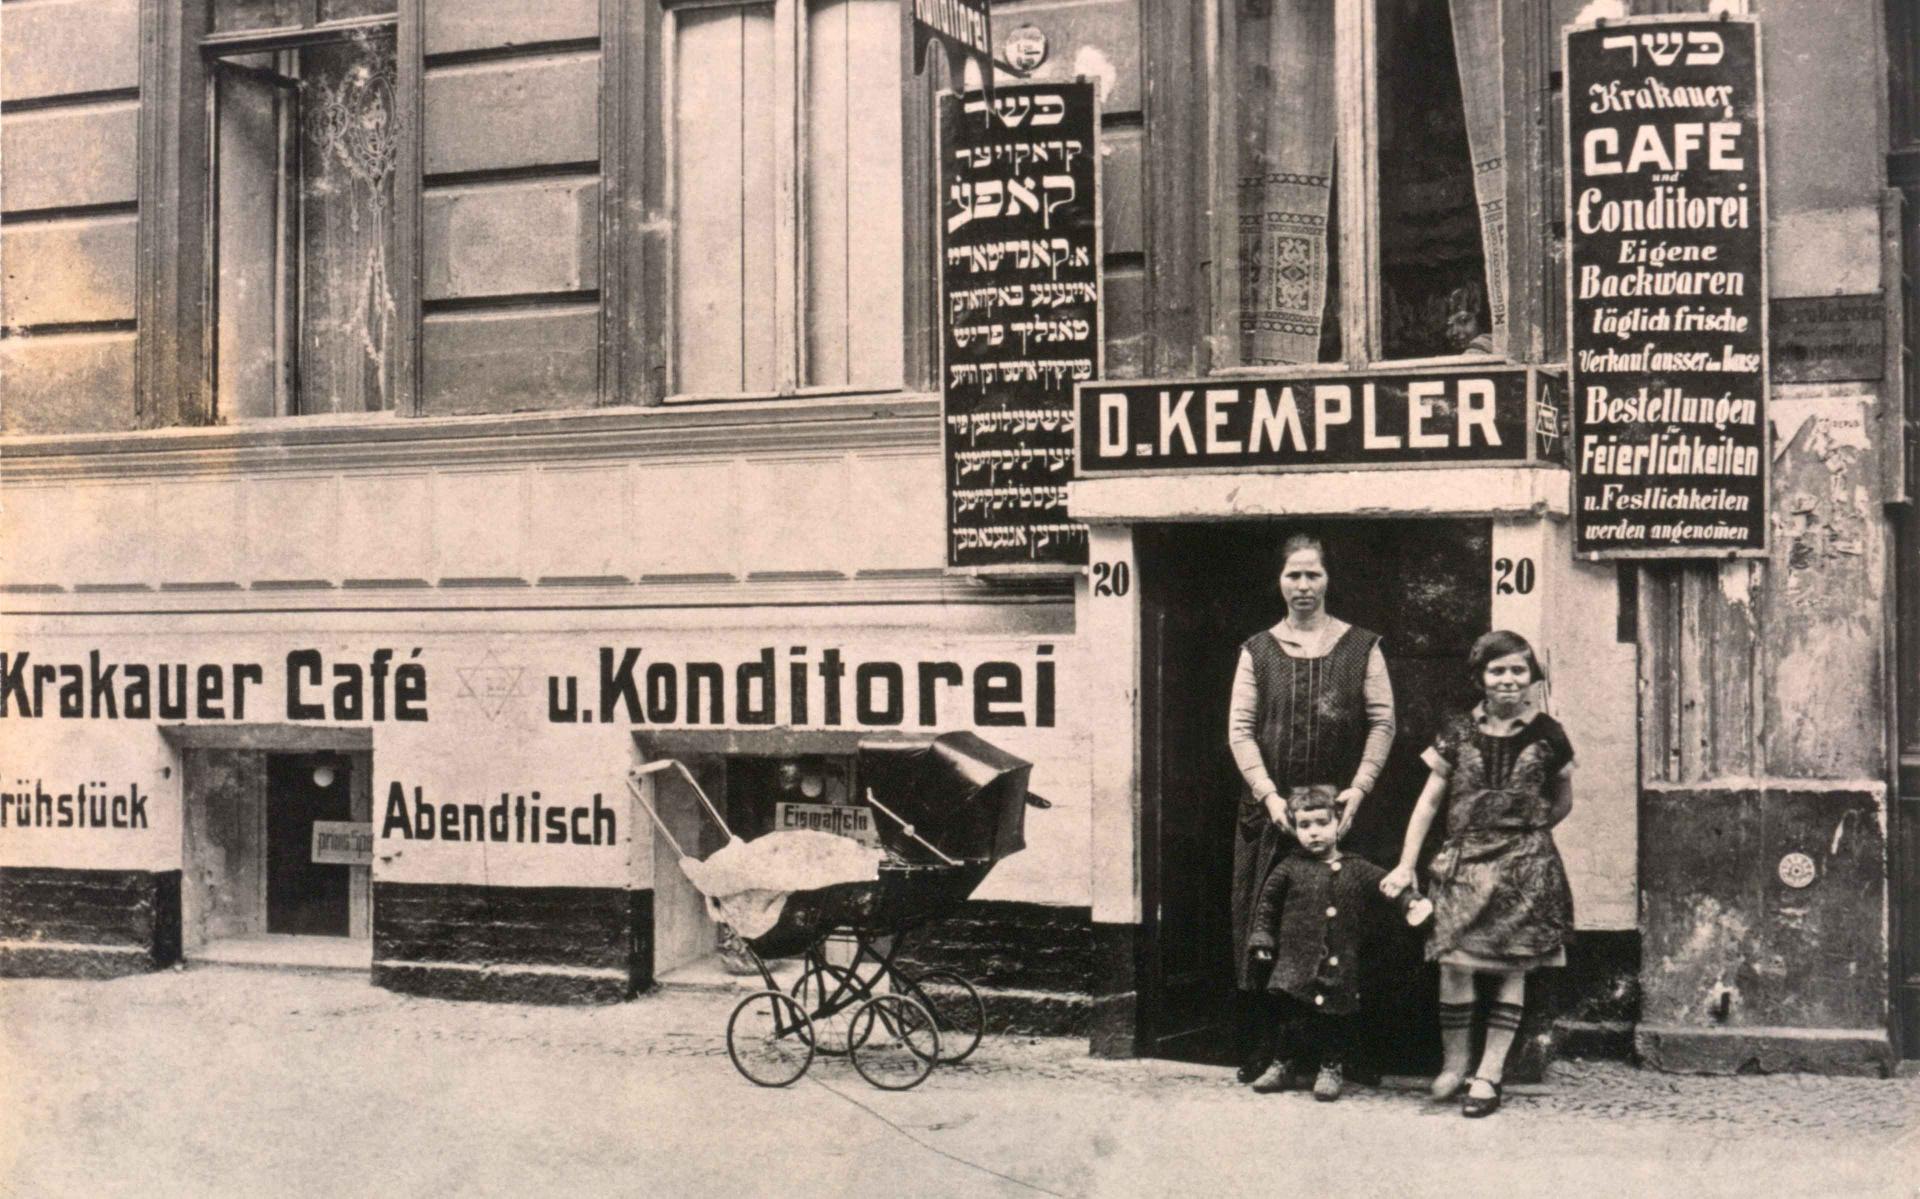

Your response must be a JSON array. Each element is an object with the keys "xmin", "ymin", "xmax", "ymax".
[{"xmin": 1565, "ymin": 16, "xmax": 1769, "ymax": 557}]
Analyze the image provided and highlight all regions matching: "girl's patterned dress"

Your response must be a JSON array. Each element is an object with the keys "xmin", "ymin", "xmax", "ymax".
[{"xmin": 1421, "ymin": 709, "xmax": 1575, "ymax": 972}]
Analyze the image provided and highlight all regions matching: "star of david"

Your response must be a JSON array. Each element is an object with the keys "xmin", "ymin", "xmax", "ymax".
[{"xmin": 456, "ymin": 649, "xmax": 527, "ymax": 720}]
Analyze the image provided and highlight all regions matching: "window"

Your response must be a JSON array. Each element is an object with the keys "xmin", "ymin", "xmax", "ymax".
[
  {"xmin": 1217, "ymin": 0, "xmax": 1509, "ymax": 368},
  {"xmin": 668, "ymin": 0, "xmax": 906, "ymax": 398},
  {"xmin": 206, "ymin": 3, "xmax": 401, "ymax": 418}
]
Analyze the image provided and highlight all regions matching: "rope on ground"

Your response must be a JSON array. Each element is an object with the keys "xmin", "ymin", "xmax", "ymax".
[{"xmin": 805, "ymin": 1073, "xmax": 1066, "ymax": 1198}]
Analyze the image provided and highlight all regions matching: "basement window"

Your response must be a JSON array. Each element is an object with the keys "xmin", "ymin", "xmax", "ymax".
[{"xmin": 209, "ymin": 21, "xmax": 399, "ymax": 417}]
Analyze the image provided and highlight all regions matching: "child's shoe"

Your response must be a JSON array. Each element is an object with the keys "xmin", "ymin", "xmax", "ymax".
[
  {"xmin": 1312, "ymin": 1062, "xmax": 1344, "ymax": 1102},
  {"xmin": 1249, "ymin": 1060, "xmax": 1306, "ymax": 1093}
]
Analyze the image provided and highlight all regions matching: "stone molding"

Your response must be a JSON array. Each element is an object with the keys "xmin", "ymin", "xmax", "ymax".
[{"xmin": 0, "ymin": 393, "xmax": 943, "ymax": 484}]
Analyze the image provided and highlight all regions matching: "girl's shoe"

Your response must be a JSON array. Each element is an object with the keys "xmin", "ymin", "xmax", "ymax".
[
  {"xmin": 1461, "ymin": 1077, "xmax": 1503, "ymax": 1118},
  {"xmin": 1428, "ymin": 1069, "xmax": 1467, "ymax": 1101},
  {"xmin": 1236, "ymin": 1056, "xmax": 1272, "ymax": 1085},
  {"xmin": 1312, "ymin": 1063, "xmax": 1344, "ymax": 1102}
]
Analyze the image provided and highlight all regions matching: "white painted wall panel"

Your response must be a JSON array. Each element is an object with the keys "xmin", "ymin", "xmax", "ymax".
[
  {"xmin": 845, "ymin": 451, "xmax": 944, "ymax": 573},
  {"xmin": 631, "ymin": 460, "xmax": 739, "ymax": 578},
  {"xmin": 152, "ymin": 482, "xmax": 240, "ymax": 586},
  {"xmin": 338, "ymin": 474, "xmax": 433, "ymax": 583},
  {"xmin": 736, "ymin": 456, "xmax": 850, "ymax": 575},
  {"xmin": 245, "ymin": 476, "xmax": 339, "ymax": 583},
  {"xmin": 531, "ymin": 465, "xmax": 629, "ymax": 580},
  {"xmin": 433, "ymin": 471, "xmax": 527, "ymax": 581}
]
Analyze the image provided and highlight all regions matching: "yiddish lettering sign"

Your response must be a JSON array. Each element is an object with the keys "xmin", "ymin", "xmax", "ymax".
[
  {"xmin": 941, "ymin": 82, "xmax": 1100, "ymax": 570},
  {"xmin": 1566, "ymin": 17, "xmax": 1768, "ymax": 557}
]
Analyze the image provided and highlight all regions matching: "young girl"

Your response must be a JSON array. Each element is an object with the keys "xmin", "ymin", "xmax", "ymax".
[{"xmin": 1380, "ymin": 630, "xmax": 1575, "ymax": 1117}]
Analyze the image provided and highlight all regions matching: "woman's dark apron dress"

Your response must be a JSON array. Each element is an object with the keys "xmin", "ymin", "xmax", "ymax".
[{"xmin": 1231, "ymin": 625, "xmax": 1379, "ymax": 1070}]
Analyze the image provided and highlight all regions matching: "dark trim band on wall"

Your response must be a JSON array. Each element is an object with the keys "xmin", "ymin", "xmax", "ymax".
[
  {"xmin": 0, "ymin": 867, "xmax": 182, "ymax": 977},
  {"xmin": 371, "ymin": 881, "xmax": 652, "ymax": 1004}
]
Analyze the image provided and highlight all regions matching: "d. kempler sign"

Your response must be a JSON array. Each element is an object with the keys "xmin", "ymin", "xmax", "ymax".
[
  {"xmin": 1565, "ymin": 17, "xmax": 1769, "ymax": 557},
  {"xmin": 1074, "ymin": 366, "xmax": 1566, "ymax": 474}
]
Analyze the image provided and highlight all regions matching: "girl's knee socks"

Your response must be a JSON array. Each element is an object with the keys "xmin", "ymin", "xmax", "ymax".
[
  {"xmin": 1437, "ymin": 999, "xmax": 1475, "ymax": 1072},
  {"xmin": 1479, "ymin": 1000, "xmax": 1526, "ymax": 1079}
]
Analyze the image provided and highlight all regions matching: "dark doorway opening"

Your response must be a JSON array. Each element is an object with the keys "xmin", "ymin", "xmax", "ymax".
[
  {"xmin": 266, "ymin": 752, "xmax": 354, "ymax": 937},
  {"xmin": 1136, "ymin": 518, "xmax": 1492, "ymax": 1070}
]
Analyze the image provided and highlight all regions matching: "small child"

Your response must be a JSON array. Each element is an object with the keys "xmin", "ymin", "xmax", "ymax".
[{"xmin": 1247, "ymin": 786, "xmax": 1431, "ymax": 1100}]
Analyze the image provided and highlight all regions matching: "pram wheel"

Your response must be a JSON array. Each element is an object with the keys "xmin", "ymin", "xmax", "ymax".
[
  {"xmin": 726, "ymin": 990, "xmax": 816, "ymax": 1088},
  {"xmin": 790, "ymin": 959, "xmax": 865, "ymax": 1056},
  {"xmin": 848, "ymin": 993, "xmax": 941, "ymax": 1090},
  {"xmin": 900, "ymin": 969, "xmax": 986, "ymax": 1063}
]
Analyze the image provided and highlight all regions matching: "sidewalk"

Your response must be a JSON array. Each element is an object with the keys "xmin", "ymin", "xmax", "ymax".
[{"xmin": 2, "ymin": 967, "xmax": 1916, "ymax": 1198}]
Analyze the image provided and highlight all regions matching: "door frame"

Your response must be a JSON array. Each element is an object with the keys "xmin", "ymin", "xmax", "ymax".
[{"xmin": 164, "ymin": 723, "xmax": 375, "ymax": 949}]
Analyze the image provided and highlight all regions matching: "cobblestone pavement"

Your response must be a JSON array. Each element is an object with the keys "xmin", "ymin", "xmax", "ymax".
[{"xmin": 3, "ymin": 968, "xmax": 1917, "ymax": 1198}]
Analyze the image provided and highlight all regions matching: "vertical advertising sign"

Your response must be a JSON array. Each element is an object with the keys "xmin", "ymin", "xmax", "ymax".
[
  {"xmin": 940, "ymin": 82, "xmax": 1100, "ymax": 572},
  {"xmin": 1566, "ymin": 17, "xmax": 1768, "ymax": 558}
]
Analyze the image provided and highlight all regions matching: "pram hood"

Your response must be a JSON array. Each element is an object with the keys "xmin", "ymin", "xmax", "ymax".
[{"xmin": 857, "ymin": 732, "xmax": 1039, "ymax": 864}]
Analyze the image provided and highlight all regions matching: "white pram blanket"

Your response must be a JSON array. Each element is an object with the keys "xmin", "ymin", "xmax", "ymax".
[{"xmin": 679, "ymin": 830, "xmax": 883, "ymax": 940}]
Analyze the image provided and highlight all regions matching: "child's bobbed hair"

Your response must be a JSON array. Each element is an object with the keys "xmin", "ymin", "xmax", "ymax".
[
  {"xmin": 1467, "ymin": 629, "xmax": 1546, "ymax": 686},
  {"xmin": 1285, "ymin": 785, "xmax": 1340, "ymax": 820}
]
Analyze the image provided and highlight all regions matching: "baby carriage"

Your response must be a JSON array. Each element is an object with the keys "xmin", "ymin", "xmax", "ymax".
[{"xmin": 628, "ymin": 732, "xmax": 1048, "ymax": 1091}]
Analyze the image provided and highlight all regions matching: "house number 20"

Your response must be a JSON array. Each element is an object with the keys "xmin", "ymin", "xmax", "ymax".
[
  {"xmin": 1493, "ymin": 557, "xmax": 1536, "ymax": 595},
  {"xmin": 1091, "ymin": 561, "xmax": 1132, "ymax": 597}
]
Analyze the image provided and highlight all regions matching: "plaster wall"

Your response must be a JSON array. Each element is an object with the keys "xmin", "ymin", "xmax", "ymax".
[{"xmin": 0, "ymin": 446, "xmax": 951, "ymax": 591}]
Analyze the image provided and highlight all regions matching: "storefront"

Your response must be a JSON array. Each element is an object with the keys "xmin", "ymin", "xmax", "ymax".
[
  {"xmin": 1063, "ymin": 365, "xmax": 1638, "ymax": 1069},
  {"xmin": 0, "ymin": 595, "xmax": 1094, "ymax": 1008},
  {"xmin": 1, "ymin": 0, "xmax": 1914, "ymax": 1074}
]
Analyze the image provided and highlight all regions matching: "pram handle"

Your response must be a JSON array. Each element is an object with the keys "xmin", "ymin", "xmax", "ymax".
[{"xmin": 627, "ymin": 758, "xmax": 737, "ymax": 856}]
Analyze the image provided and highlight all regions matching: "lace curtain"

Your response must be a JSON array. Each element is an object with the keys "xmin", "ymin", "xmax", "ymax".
[{"xmin": 1238, "ymin": 0, "xmax": 1505, "ymax": 363}]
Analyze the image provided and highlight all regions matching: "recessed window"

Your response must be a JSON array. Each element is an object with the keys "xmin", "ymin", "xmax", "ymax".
[
  {"xmin": 669, "ymin": 0, "xmax": 905, "ymax": 398},
  {"xmin": 1219, "ymin": 0, "xmax": 1506, "ymax": 367},
  {"xmin": 209, "ymin": 16, "xmax": 399, "ymax": 417},
  {"xmin": 1375, "ymin": 0, "xmax": 1495, "ymax": 360}
]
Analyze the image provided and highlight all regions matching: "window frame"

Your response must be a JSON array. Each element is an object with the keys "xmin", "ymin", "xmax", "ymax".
[
  {"xmin": 658, "ymin": 0, "xmax": 935, "ymax": 404},
  {"xmin": 1205, "ymin": 0, "xmax": 1550, "ymax": 376},
  {"xmin": 138, "ymin": 0, "xmax": 422, "ymax": 426}
]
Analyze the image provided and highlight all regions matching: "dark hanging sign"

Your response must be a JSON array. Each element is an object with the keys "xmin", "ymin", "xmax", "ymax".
[
  {"xmin": 941, "ymin": 82, "xmax": 1099, "ymax": 571},
  {"xmin": 1073, "ymin": 366, "xmax": 1565, "ymax": 475},
  {"xmin": 1565, "ymin": 16, "xmax": 1769, "ymax": 558},
  {"xmin": 908, "ymin": 0, "xmax": 994, "ymax": 103}
]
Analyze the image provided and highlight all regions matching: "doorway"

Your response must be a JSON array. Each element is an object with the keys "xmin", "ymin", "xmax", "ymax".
[
  {"xmin": 1136, "ymin": 518, "xmax": 1491, "ymax": 1069},
  {"xmin": 266, "ymin": 753, "xmax": 355, "ymax": 936},
  {"xmin": 180, "ymin": 740, "xmax": 372, "ymax": 964}
]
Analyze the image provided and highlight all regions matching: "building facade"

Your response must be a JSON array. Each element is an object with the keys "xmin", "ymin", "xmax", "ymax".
[{"xmin": 1, "ymin": 0, "xmax": 1914, "ymax": 1074}]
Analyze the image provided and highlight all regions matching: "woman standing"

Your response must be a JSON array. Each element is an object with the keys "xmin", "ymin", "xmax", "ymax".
[
  {"xmin": 1226, "ymin": 533, "xmax": 1397, "ymax": 1084},
  {"xmin": 1381, "ymin": 629, "xmax": 1576, "ymax": 1117}
]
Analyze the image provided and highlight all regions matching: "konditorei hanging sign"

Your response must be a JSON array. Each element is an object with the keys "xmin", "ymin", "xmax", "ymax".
[
  {"xmin": 1565, "ymin": 15, "xmax": 1769, "ymax": 558},
  {"xmin": 907, "ymin": 0, "xmax": 994, "ymax": 101}
]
